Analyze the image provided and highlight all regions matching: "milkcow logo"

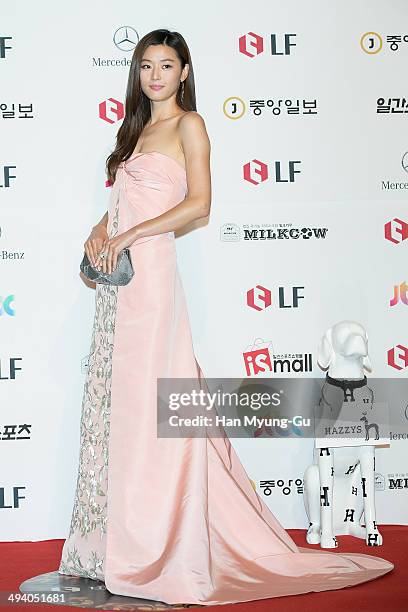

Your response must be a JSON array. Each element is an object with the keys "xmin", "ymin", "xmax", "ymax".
[
  {"xmin": 220, "ymin": 223, "xmax": 329, "ymax": 241},
  {"xmin": 220, "ymin": 223, "xmax": 240, "ymax": 241},
  {"xmin": 375, "ymin": 473, "xmax": 385, "ymax": 491},
  {"xmin": 374, "ymin": 472, "xmax": 408, "ymax": 491},
  {"xmin": 389, "ymin": 475, "xmax": 408, "ymax": 489}
]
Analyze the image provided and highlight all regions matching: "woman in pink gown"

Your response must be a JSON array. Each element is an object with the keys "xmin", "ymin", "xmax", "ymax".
[{"xmin": 58, "ymin": 28, "xmax": 394, "ymax": 606}]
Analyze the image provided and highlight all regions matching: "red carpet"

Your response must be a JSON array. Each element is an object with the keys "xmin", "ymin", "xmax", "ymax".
[{"xmin": 0, "ymin": 525, "xmax": 406, "ymax": 611}]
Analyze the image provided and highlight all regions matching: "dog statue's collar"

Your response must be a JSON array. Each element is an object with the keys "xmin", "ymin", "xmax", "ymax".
[{"xmin": 325, "ymin": 372, "xmax": 367, "ymax": 390}]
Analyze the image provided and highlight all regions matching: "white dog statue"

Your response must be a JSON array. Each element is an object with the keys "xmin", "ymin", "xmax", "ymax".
[{"xmin": 303, "ymin": 320, "xmax": 383, "ymax": 548}]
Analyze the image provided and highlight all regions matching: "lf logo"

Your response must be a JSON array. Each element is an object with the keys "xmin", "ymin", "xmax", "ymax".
[
  {"xmin": 0, "ymin": 358, "xmax": 22, "ymax": 379},
  {"xmin": 0, "ymin": 166, "xmax": 17, "ymax": 188},
  {"xmin": 384, "ymin": 218, "xmax": 408, "ymax": 244},
  {"xmin": 238, "ymin": 32, "xmax": 297, "ymax": 58},
  {"xmin": 243, "ymin": 160, "xmax": 301, "ymax": 185},
  {"xmin": 0, "ymin": 487, "xmax": 26, "ymax": 508},
  {"xmin": 387, "ymin": 345, "xmax": 408, "ymax": 371},
  {"xmin": 0, "ymin": 295, "xmax": 15, "ymax": 316},
  {"xmin": 390, "ymin": 281, "xmax": 408, "ymax": 306},
  {"xmin": 99, "ymin": 98, "xmax": 124, "ymax": 124},
  {"xmin": 247, "ymin": 285, "xmax": 304, "ymax": 311},
  {"xmin": 0, "ymin": 36, "xmax": 12, "ymax": 59}
]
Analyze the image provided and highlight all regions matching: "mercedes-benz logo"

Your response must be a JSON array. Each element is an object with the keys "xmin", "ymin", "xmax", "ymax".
[
  {"xmin": 113, "ymin": 26, "xmax": 139, "ymax": 52},
  {"xmin": 402, "ymin": 151, "xmax": 408, "ymax": 174}
]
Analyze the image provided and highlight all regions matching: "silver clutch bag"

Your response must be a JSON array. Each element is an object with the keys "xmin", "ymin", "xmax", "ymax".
[{"xmin": 80, "ymin": 248, "xmax": 134, "ymax": 286}]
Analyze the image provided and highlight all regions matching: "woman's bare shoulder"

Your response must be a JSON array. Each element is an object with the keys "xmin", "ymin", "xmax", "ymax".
[
  {"xmin": 178, "ymin": 111, "xmax": 209, "ymax": 149},
  {"xmin": 178, "ymin": 110, "xmax": 207, "ymax": 126}
]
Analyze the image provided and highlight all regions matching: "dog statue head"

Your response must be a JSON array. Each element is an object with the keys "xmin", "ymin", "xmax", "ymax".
[{"xmin": 317, "ymin": 320, "xmax": 372, "ymax": 373}]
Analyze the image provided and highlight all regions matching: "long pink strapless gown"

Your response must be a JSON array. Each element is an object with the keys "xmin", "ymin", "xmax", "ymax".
[{"xmin": 58, "ymin": 151, "xmax": 394, "ymax": 605}]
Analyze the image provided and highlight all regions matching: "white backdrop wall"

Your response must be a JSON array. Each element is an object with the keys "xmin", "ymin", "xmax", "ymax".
[{"xmin": 1, "ymin": 0, "xmax": 407, "ymax": 541}]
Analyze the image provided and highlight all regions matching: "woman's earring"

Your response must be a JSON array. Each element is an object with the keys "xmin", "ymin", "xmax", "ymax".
[{"xmin": 180, "ymin": 80, "xmax": 185, "ymax": 102}]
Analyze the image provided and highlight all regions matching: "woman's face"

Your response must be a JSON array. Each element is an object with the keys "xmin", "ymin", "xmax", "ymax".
[{"xmin": 140, "ymin": 44, "xmax": 187, "ymax": 102}]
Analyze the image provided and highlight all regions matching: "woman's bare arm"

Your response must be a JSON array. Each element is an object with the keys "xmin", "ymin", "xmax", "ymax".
[{"xmin": 94, "ymin": 211, "xmax": 108, "ymax": 229}]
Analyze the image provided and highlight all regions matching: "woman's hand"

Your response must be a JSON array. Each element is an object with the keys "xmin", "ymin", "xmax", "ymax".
[
  {"xmin": 94, "ymin": 229, "xmax": 135, "ymax": 274},
  {"xmin": 84, "ymin": 223, "xmax": 109, "ymax": 267}
]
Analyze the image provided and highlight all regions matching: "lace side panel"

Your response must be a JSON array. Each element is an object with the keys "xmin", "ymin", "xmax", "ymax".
[{"xmin": 58, "ymin": 199, "xmax": 119, "ymax": 580}]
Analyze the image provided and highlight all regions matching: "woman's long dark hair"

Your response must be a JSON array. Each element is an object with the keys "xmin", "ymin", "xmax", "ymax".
[{"xmin": 106, "ymin": 29, "xmax": 197, "ymax": 185}]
